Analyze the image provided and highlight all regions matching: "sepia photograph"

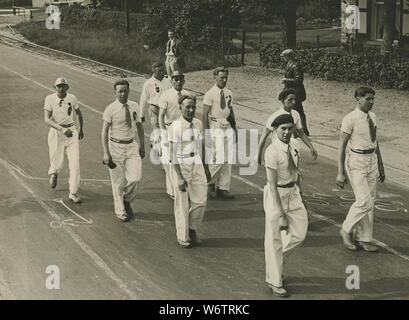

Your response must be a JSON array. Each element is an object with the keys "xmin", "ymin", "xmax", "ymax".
[{"xmin": 0, "ymin": 0, "xmax": 408, "ymax": 311}]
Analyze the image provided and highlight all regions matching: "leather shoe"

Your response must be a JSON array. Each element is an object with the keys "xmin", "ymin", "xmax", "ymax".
[
  {"xmin": 356, "ymin": 241, "xmax": 379, "ymax": 252},
  {"xmin": 269, "ymin": 284, "xmax": 289, "ymax": 298},
  {"xmin": 178, "ymin": 240, "xmax": 192, "ymax": 248},
  {"xmin": 217, "ymin": 189, "xmax": 235, "ymax": 199},
  {"xmin": 339, "ymin": 229, "xmax": 357, "ymax": 251},
  {"xmin": 50, "ymin": 174, "xmax": 58, "ymax": 189},
  {"xmin": 68, "ymin": 193, "xmax": 81, "ymax": 203},
  {"xmin": 189, "ymin": 228, "xmax": 202, "ymax": 246}
]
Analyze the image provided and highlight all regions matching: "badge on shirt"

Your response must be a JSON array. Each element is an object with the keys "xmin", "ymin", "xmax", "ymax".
[
  {"xmin": 225, "ymin": 95, "xmax": 232, "ymax": 108},
  {"xmin": 67, "ymin": 103, "xmax": 72, "ymax": 116},
  {"xmin": 133, "ymin": 111, "xmax": 137, "ymax": 121}
]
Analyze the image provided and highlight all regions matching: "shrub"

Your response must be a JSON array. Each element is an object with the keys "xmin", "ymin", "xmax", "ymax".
[{"xmin": 259, "ymin": 43, "xmax": 409, "ymax": 90}]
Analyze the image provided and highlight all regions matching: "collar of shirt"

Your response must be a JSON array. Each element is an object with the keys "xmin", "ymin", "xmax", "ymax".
[
  {"xmin": 354, "ymin": 107, "xmax": 371, "ymax": 119},
  {"xmin": 274, "ymin": 138, "xmax": 291, "ymax": 153},
  {"xmin": 213, "ymin": 84, "xmax": 227, "ymax": 93},
  {"xmin": 171, "ymin": 87, "xmax": 183, "ymax": 96},
  {"xmin": 279, "ymin": 106, "xmax": 292, "ymax": 115}
]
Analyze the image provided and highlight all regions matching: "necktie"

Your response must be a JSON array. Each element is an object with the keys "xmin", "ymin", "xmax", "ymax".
[
  {"xmin": 287, "ymin": 145, "xmax": 300, "ymax": 177},
  {"xmin": 189, "ymin": 121, "xmax": 195, "ymax": 141},
  {"xmin": 367, "ymin": 114, "xmax": 376, "ymax": 143},
  {"xmin": 220, "ymin": 89, "xmax": 226, "ymax": 109},
  {"xmin": 124, "ymin": 104, "xmax": 131, "ymax": 128}
]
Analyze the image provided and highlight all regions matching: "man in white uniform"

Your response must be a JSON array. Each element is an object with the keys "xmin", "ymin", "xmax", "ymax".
[
  {"xmin": 159, "ymin": 70, "xmax": 189, "ymax": 199},
  {"xmin": 203, "ymin": 67, "xmax": 236, "ymax": 200},
  {"xmin": 139, "ymin": 62, "xmax": 171, "ymax": 161},
  {"xmin": 44, "ymin": 77, "xmax": 84, "ymax": 203},
  {"xmin": 102, "ymin": 79, "xmax": 145, "ymax": 222},
  {"xmin": 257, "ymin": 88, "xmax": 317, "ymax": 165},
  {"xmin": 169, "ymin": 94, "xmax": 211, "ymax": 248},
  {"xmin": 337, "ymin": 86, "xmax": 385, "ymax": 252},
  {"xmin": 263, "ymin": 113, "xmax": 308, "ymax": 298}
]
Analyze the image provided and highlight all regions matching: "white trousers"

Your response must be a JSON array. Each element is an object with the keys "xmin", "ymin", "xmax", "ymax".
[
  {"xmin": 165, "ymin": 55, "xmax": 177, "ymax": 76},
  {"xmin": 342, "ymin": 152, "xmax": 378, "ymax": 242},
  {"xmin": 108, "ymin": 141, "xmax": 142, "ymax": 217},
  {"xmin": 263, "ymin": 184, "xmax": 308, "ymax": 287},
  {"xmin": 48, "ymin": 128, "xmax": 80, "ymax": 194},
  {"xmin": 171, "ymin": 162, "xmax": 207, "ymax": 243},
  {"xmin": 208, "ymin": 127, "xmax": 235, "ymax": 191}
]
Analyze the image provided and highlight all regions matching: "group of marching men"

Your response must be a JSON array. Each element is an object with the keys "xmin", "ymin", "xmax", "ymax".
[{"xmin": 43, "ymin": 48, "xmax": 385, "ymax": 298}]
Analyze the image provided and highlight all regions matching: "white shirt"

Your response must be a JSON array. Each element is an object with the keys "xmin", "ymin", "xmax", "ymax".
[
  {"xmin": 168, "ymin": 116, "xmax": 203, "ymax": 164},
  {"xmin": 264, "ymin": 138, "xmax": 299, "ymax": 186},
  {"xmin": 139, "ymin": 75, "xmax": 172, "ymax": 117},
  {"xmin": 103, "ymin": 99, "xmax": 142, "ymax": 141},
  {"xmin": 341, "ymin": 108, "xmax": 377, "ymax": 150},
  {"xmin": 203, "ymin": 85, "xmax": 233, "ymax": 120},
  {"xmin": 44, "ymin": 93, "xmax": 79, "ymax": 125},
  {"xmin": 159, "ymin": 88, "xmax": 189, "ymax": 125},
  {"xmin": 345, "ymin": 5, "xmax": 360, "ymax": 30}
]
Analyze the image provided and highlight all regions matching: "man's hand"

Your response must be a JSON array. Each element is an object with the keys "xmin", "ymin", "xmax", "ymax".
[
  {"xmin": 336, "ymin": 173, "xmax": 347, "ymax": 189},
  {"xmin": 102, "ymin": 152, "xmax": 112, "ymax": 166},
  {"xmin": 279, "ymin": 215, "xmax": 289, "ymax": 234},
  {"xmin": 310, "ymin": 147, "xmax": 318, "ymax": 160},
  {"xmin": 78, "ymin": 130, "xmax": 84, "ymax": 140},
  {"xmin": 378, "ymin": 164, "xmax": 386, "ymax": 183},
  {"xmin": 64, "ymin": 129, "xmax": 73, "ymax": 138},
  {"xmin": 139, "ymin": 145, "xmax": 145, "ymax": 159},
  {"xmin": 178, "ymin": 177, "xmax": 187, "ymax": 192}
]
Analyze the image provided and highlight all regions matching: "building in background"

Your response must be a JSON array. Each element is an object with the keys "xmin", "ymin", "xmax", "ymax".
[{"xmin": 32, "ymin": 0, "xmax": 91, "ymax": 8}]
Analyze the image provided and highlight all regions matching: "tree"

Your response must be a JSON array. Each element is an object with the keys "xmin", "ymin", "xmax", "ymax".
[{"xmin": 381, "ymin": 0, "xmax": 397, "ymax": 55}]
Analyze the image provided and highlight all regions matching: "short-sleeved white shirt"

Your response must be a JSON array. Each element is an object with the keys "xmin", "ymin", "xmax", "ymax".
[
  {"xmin": 44, "ymin": 93, "xmax": 79, "ymax": 125},
  {"xmin": 265, "ymin": 107, "xmax": 302, "ymax": 131},
  {"xmin": 169, "ymin": 116, "xmax": 203, "ymax": 163},
  {"xmin": 341, "ymin": 108, "xmax": 377, "ymax": 150},
  {"xmin": 139, "ymin": 75, "xmax": 172, "ymax": 116},
  {"xmin": 103, "ymin": 99, "xmax": 141, "ymax": 141},
  {"xmin": 264, "ymin": 139, "xmax": 299, "ymax": 185},
  {"xmin": 203, "ymin": 85, "xmax": 233, "ymax": 120},
  {"xmin": 158, "ymin": 88, "xmax": 189, "ymax": 125}
]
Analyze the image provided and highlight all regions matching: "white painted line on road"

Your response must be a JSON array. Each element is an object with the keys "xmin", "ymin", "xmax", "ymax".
[
  {"xmin": 232, "ymin": 174, "xmax": 409, "ymax": 263},
  {"xmin": 52, "ymin": 198, "xmax": 92, "ymax": 224},
  {"xmin": 0, "ymin": 158, "xmax": 138, "ymax": 299}
]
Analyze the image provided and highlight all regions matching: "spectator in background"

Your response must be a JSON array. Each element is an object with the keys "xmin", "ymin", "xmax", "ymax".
[{"xmin": 165, "ymin": 29, "xmax": 186, "ymax": 76}]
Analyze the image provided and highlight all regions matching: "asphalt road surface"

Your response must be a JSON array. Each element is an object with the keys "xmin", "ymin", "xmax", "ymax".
[{"xmin": 0, "ymin": 43, "xmax": 408, "ymax": 300}]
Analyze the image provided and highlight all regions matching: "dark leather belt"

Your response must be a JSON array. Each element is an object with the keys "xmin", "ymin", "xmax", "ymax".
[
  {"xmin": 110, "ymin": 137, "xmax": 134, "ymax": 144},
  {"xmin": 277, "ymin": 181, "xmax": 296, "ymax": 188},
  {"xmin": 61, "ymin": 123, "xmax": 74, "ymax": 128},
  {"xmin": 351, "ymin": 148, "xmax": 375, "ymax": 154}
]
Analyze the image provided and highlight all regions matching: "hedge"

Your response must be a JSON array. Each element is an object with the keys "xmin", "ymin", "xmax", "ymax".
[{"xmin": 259, "ymin": 43, "xmax": 409, "ymax": 90}]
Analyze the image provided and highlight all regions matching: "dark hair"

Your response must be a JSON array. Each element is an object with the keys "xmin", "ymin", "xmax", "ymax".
[
  {"xmin": 114, "ymin": 79, "xmax": 130, "ymax": 90},
  {"xmin": 152, "ymin": 62, "xmax": 164, "ymax": 69},
  {"xmin": 178, "ymin": 94, "xmax": 196, "ymax": 106},
  {"xmin": 278, "ymin": 88, "xmax": 296, "ymax": 102},
  {"xmin": 271, "ymin": 114, "xmax": 294, "ymax": 128},
  {"xmin": 168, "ymin": 29, "xmax": 175, "ymax": 34},
  {"xmin": 213, "ymin": 67, "xmax": 229, "ymax": 76},
  {"xmin": 354, "ymin": 86, "xmax": 375, "ymax": 99}
]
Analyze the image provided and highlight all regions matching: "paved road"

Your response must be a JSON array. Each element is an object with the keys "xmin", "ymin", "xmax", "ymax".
[{"xmin": 0, "ymin": 43, "xmax": 408, "ymax": 300}]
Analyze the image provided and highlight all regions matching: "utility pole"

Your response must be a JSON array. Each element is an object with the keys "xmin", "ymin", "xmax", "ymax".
[{"xmin": 124, "ymin": 0, "xmax": 130, "ymax": 35}]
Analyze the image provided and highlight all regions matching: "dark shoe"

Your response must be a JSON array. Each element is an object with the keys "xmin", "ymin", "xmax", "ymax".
[
  {"xmin": 269, "ymin": 284, "xmax": 289, "ymax": 298},
  {"xmin": 340, "ymin": 229, "xmax": 358, "ymax": 251},
  {"xmin": 217, "ymin": 189, "xmax": 235, "ymax": 199},
  {"xmin": 356, "ymin": 241, "xmax": 379, "ymax": 252},
  {"xmin": 50, "ymin": 174, "xmax": 58, "ymax": 189},
  {"xmin": 208, "ymin": 184, "xmax": 217, "ymax": 200},
  {"xmin": 123, "ymin": 200, "xmax": 133, "ymax": 216},
  {"xmin": 178, "ymin": 240, "xmax": 192, "ymax": 248},
  {"xmin": 117, "ymin": 213, "xmax": 130, "ymax": 222},
  {"xmin": 189, "ymin": 228, "xmax": 202, "ymax": 246}
]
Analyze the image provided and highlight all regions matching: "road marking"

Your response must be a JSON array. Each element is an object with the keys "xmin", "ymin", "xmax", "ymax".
[
  {"xmin": 52, "ymin": 198, "xmax": 92, "ymax": 224},
  {"xmin": 0, "ymin": 158, "xmax": 138, "ymax": 299}
]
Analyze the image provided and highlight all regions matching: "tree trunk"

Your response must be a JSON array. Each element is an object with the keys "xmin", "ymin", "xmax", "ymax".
[
  {"xmin": 381, "ymin": 0, "xmax": 397, "ymax": 55},
  {"xmin": 283, "ymin": 0, "xmax": 297, "ymax": 48}
]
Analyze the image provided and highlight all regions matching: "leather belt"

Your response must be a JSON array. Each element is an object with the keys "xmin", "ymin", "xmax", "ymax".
[
  {"xmin": 277, "ymin": 181, "xmax": 296, "ymax": 188},
  {"xmin": 110, "ymin": 137, "xmax": 134, "ymax": 144},
  {"xmin": 61, "ymin": 123, "xmax": 74, "ymax": 128},
  {"xmin": 176, "ymin": 152, "xmax": 197, "ymax": 159},
  {"xmin": 351, "ymin": 148, "xmax": 375, "ymax": 154}
]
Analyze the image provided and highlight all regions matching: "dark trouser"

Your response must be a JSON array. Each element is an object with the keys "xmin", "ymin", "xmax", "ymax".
[{"xmin": 293, "ymin": 100, "xmax": 309, "ymax": 136}]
